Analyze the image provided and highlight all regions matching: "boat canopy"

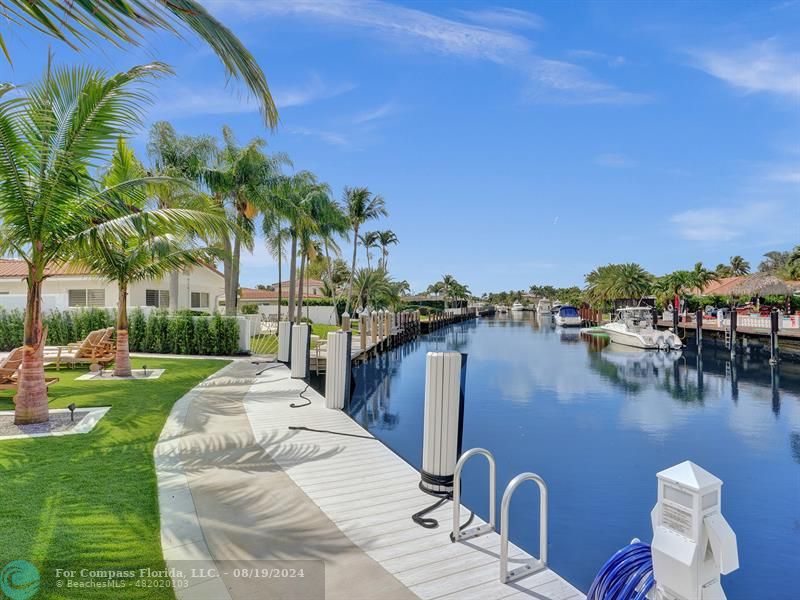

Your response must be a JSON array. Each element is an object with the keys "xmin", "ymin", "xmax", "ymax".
[{"xmin": 559, "ymin": 306, "xmax": 579, "ymax": 317}]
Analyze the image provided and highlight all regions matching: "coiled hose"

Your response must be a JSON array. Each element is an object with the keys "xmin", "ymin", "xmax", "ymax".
[{"xmin": 587, "ymin": 541, "xmax": 655, "ymax": 600}]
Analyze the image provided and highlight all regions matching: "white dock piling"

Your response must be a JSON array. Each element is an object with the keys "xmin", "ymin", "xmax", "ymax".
[
  {"xmin": 324, "ymin": 330, "xmax": 352, "ymax": 409},
  {"xmin": 277, "ymin": 321, "xmax": 292, "ymax": 363},
  {"xmin": 290, "ymin": 323, "xmax": 311, "ymax": 379}
]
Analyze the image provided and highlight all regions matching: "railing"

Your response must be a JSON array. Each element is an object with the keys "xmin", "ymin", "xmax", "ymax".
[
  {"xmin": 452, "ymin": 448, "xmax": 496, "ymax": 543},
  {"xmin": 500, "ymin": 472, "xmax": 548, "ymax": 583}
]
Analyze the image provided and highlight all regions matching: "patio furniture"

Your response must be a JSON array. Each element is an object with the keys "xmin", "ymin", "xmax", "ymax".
[
  {"xmin": 43, "ymin": 327, "xmax": 115, "ymax": 371},
  {"xmin": 0, "ymin": 329, "xmax": 60, "ymax": 393}
]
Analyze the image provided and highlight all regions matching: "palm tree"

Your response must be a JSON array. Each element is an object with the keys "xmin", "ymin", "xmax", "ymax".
[
  {"xmin": 352, "ymin": 268, "xmax": 394, "ymax": 310},
  {"xmin": 74, "ymin": 141, "xmax": 227, "ymax": 376},
  {"xmin": 0, "ymin": 0, "xmax": 279, "ymax": 127},
  {"xmin": 688, "ymin": 262, "xmax": 718, "ymax": 293},
  {"xmin": 0, "ymin": 61, "xmax": 174, "ymax": 423},
  {"xmin": 377, "ymin": 230, "xmax": 399, "ymax": 270},
  {"xmin": 784, "ymin": 246, "xmax": 800, "ymax": 279},
  {"xmin": 715, "ymin": 263, "xmax": 734, "ymax": 278},
  {"xmin": 758, "ymin": 250, "xmax": 791, "ymax": 274},
  {"xmin": 263, "ymin": 219, "xmax": 290, "ymax": 322},
  {"xmin": 343, "ymin": 187, "xmax": 387, "ymax": 313},
  {"xmin": 729, "ymin": 256, "xmax": 751, "ymax": 276},
  {"xmin": 584, "ymin": 263, "xmax": 652, "ymax": 306},
  {"xmin": 360, "ymin": 231, "xmax": 380, "ymax": 269},
  {"xmin": 204, "ymin": 126, "xmax": 289, "ymax": 315},
  {"xmin": 147, "ymin": 121, "xmax": 217, "ymax": 311},
  {"xmin": 271, "ymin": 171, "xmax": 326, "ymax": 322}
]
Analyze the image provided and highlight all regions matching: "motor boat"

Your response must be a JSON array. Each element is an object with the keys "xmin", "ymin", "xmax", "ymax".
[
  {"xmin": 554, "ymin": 305, "xmax": 582, "ymax": 327},
  {"xmin": 600, "ymin": 307, "xmax": 682, "ymax": 350},
  {"xmin": 496, "ymin": 304, "xmax": 509, "ymax": 314},
  {"xmin": 511, "ymin": 301, "xmax": 524, "ymax": 312},
  {"xmin": 536, "ymin": 298, "xmax": 552, "ymax": 315}
]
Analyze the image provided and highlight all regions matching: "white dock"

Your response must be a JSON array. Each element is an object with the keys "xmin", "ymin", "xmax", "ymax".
[{"xmin": 244, "ymin": 365, "xmax": 584, "ymax": 600}]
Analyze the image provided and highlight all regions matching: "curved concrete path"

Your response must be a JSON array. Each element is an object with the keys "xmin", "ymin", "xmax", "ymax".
[{"xmin": 155, "ymin": 360, "xmax": 416, "ymax": 600}]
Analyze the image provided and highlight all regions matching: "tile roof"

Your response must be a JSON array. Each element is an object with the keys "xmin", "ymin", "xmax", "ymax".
[
  {"xmin": 690, "ymin": 275, "xmax": 800, "ymax": 295},
  {"xmin": 0, "ymin": 259, "xmax": 93, "ymax": 278}
]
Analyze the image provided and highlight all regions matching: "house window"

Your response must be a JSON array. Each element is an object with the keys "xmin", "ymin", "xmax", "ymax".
[
  {"xmin": 145, "ymin": 289, "xmax": 170, "ymax": 308},
  {"xmin": 68, "ymin": 289, "xmax": 105, "ymax": 307},
  {"xmin": 191, "ymin": 292, "xmax": 209, "ymax": 309}
]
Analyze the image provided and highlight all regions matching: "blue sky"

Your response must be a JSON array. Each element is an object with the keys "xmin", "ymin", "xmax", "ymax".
[{"xmin": 2, "ymin": 0, "xmax": 798, "ymax": 294}]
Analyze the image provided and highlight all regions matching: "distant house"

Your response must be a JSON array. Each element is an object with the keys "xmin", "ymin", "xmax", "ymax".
[
  {"xmin": 689, "ymin": 276, "xmax": 800, "ymax": 297},
  {"xmin": 0, "ymin": 259, "xmax": 225, "ymax": 313},
  {"xmin": 240, "ymin": 278, "xmax": 326, "ymax": 307}
]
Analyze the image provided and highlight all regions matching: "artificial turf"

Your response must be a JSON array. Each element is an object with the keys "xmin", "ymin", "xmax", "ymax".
[{"xmin": 0, "ymin": 357, "xmax": 229, "ymax": 599}]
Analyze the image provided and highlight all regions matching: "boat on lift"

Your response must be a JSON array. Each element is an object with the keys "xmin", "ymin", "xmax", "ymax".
[
  {"xmin": 600, "ymin": 307, "xmax": 682, "ymax": 350},
  {"xmin": 554, "ymin": 305, "xmax": 582, "ymax": 327},
  {"xmin": 536, "ymin": 298, "xmax": 552, "ymax": 315}
]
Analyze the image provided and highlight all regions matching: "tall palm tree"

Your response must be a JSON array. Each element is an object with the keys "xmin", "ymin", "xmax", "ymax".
[
  {"xmin": 729, "ymin": 255, "xmax": 751, "ymax": 276},
  {"xmin": 0, "ymin": 61, "xmax": 175, "ymax": 424},
  {"xmin": 270, "ymin": 171, "xmax": 326, "ymax": 322},
  {"xmin": 147, "ymin": 121, "xmax": 217, "ymax": 311},
  {"xmin": 204, "ymin": 126, "xmax": 289, "ymax": 315},
  {"xmin": 74, "ymin": 140, "xmax": 227, "ymax": 376},
  {"xmin": 263, "ymin": 219, "xmax": 290, "ymax": 322},
  {"xmin": 584, "ymin": 263, "xmax": 652, "ymax": 306},
  {"xmin": 377, "ymin": 230, "xmax": 399, "ymax": 271},
  {"xmin": 784, "ymin": 246, "xmax": 800, "ymax": 279},
  {"xmin": 758, "ymin": 250, "xmax": 791, "ymax": 274},
  {"xmin": 0, "ymin": 0, "xmax": 279, "ymax": 127},
  {"xmin": 343, "ymin": 187, "xmax": 387, "ymax": 313},
  {"xmin": 360, "ymin": 231, "xmax": 380, "ymax": 269},
  {"xmin": 352, "ymin": 268, "xmax": 394, "ymax": 310}
]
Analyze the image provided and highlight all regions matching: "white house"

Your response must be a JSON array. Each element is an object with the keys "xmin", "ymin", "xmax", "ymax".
[{"xmin": 0, "ymin": 259, "xmax": 225, "ymax": 313}]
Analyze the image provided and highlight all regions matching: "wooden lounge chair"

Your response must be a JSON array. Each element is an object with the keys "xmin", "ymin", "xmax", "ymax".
[
  {"xmin": 0, "ymin": 329, "xmax": 60, "ymax": 393},
  {"xmin": 43, "ymin": 327, "xmax": 115, "ymax": 371}
]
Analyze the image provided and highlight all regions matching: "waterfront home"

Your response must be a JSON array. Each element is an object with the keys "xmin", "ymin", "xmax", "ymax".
[{"xmin": 0, "ymin": 259, "xmax": 224, "ymax": 313}]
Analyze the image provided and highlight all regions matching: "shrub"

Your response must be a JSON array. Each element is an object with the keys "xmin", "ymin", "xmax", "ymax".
[
  {"xmin": 240, "ymin": 304, "xmax": 259, "ymax": 315},
  {"xmin": 194, "ymin": 317, "xmax": 212, "ymax": 355},
  {"xmin": 128, "ymin": 308, "xmax": 146, "ymax": 352},
  {"xmin": 171, "ymin": 311, "xmax": 195, "ymax": 354}
]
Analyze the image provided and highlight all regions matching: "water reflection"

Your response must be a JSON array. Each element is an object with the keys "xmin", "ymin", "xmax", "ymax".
[{"xmin": 340, "ymin": 315, "xmax": 800, "ymax": 598}]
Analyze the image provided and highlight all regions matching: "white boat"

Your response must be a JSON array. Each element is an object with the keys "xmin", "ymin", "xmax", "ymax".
[
  {"xmin": 536, "ymin": 298, "xmax": 552, "ymax": 315},
  {"xmin": 511, "ymin": 301, "xmax": 524, "ymax": 312},
  {"xmin": 600, "ymin": 307, "xmax": 682, "ymax": 350},
  {"xmin": 554, "ymin": 305, "xmax": 582, "ymax": 327}
]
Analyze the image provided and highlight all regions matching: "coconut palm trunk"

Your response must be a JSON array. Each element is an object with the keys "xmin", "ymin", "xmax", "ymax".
[
  {"xmin": 288, "ymin": 233, "xmax": 298, "ymax": 322},
  {"xmin": 15, "ymin": 268, "xmax": 47, "ymax": 424},
  {"xmin": 222, "ymin": 234, "xmax": 234, "ymax": 316},
  {"xmin": 346, "ymin": 225, "xmax": 359, "ymax": 313},
  {"xmin": 231, "ymin": 234, "xmax": 242, "ymax": 315},
  {"xmin": 115, "ymin": 282, "xmax": 132, "ymax": 377},
  {"xmin": 276, "ymin": 247, "xmax": 283, "ymax": 322}
]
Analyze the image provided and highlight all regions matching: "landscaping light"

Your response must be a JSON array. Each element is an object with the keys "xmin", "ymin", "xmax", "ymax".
[
  {"xmin": 68, "ymin": 403, "xmax": 76, "ymax": 422},
  {"xmin": 142, "ymin": 365, "xmax": 148, "ymax": 377}
]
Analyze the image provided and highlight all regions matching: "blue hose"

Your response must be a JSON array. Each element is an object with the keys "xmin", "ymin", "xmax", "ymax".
[{"xmin": 587, "ymin": 542, "xmax": 655, "ymax": 600}]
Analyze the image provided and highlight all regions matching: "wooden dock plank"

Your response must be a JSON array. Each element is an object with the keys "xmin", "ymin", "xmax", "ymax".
[{"xmin": 243, "ymin": 365, "xmax": 584, "ymax": 600}]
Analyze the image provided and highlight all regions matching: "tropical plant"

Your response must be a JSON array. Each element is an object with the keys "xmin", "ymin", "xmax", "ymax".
[
  {"xmin": 784, "ymin": 246, "xmax": 800, "ymax": 279},
  {"xmin": 729, "ymin": 255, "xmax": 750, "ymax": 276},
  {"xmin": 73, "ymin": 139, "xmax": 228, "ymax": 376},
  {"xmin": 688, "ymin": 262, "xmax": 718, "ymax": 292},
  {"xmin": 715, "ymin": 263, "xmax": 734, "ymax": 278},
  {"xmin": 0, "ymin": 0, "xmax": 278, "ymax": 127},
  {"xmin": 758, "ymin": 250, "xmax": 791, "ymax": 274},
  {"xmin": 360, "ymin": 230, "xmax": 380, "ymax": 269},
  {"xmin": 352, "ymin": 268, "xmax": 394, "ymax": 310},
  {"xmin": 584, "ymin": 263, "xmax": 652, "ymax": 305},
  {"xmin": 0, "ymin": 60, "xmax": 173, "ymax": 424},
  {"xmin": 204, "ymin": 126, "xmax": 289, "ymax": 315},
  {"xmin": 263, "ymin": 220, "xmax": 290, "ymax": 322},
  {"xmin": 377, "ymin": 229, "xmax": 399, "ymax": 270},
  {"xmin": 343, "ymin": 187, "xmax": 387, "ymax": 313},
  {"xmin": 147, "ymin": 121, "xmax": 218, "ymax": 311}
]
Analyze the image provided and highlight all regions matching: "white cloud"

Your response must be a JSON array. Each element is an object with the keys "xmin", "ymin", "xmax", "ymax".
[
  {"xmin": 286, "ymin": 126, "xmax": 350, "ymax": 147},
  {"xmin": 456, "ymin": 7, "xmax": 545, "ymax": 31},
  {"xmin": 214, "ymin": 0, "xmax": 647, "ymax": 105},
  {"xmin": 766, "ymin": 166, "xmax": 800, "ymax": 184},
  {"xmin": 670, "ymin": 201, "xmax": 781, "ymax": 241},
  {"xmin": 595, "ymin": 153, "xmax": 635, "ymax": 168},
  {"xmin": 688, "ymin": 39, "xmax": 800, "ymax": 98},
  {"xmin": 150, "ymin": 73, "xmax": 354, "ymax": 118},
  {"xmin": 352, "ymin": 101, "xmax": 398, "ymax": 124},
  {"xmin": 567, "ymin": 49, "xmax": 626, "ymax": 68}
]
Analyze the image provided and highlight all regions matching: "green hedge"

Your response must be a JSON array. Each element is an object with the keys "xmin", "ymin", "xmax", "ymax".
[{"xmin": 0, "ymin": 308, "xmax": 240, "ymax": 355}]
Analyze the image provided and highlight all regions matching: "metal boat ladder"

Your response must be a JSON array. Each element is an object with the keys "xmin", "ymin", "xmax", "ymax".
[
  {"xmin": 452, "ymin": 448, "xmax": 496, "ymax": 542},
  {"xmin": 724, "ymin": 327, "xmax": 731, "ymax": 349},
  {"xmin": 451, "ymin": 448, "xmax": 549, "ymax": 584}
]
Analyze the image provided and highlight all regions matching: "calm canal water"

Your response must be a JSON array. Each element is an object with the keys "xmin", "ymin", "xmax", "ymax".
[{"xmin": 345, "ymin": 313, "xmax": 800, "ymax": 599}]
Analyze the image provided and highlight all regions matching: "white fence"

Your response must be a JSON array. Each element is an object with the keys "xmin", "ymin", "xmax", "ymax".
[{"xmin": 257, "ymin": 304, "xmax": 337, "ymax": 325}]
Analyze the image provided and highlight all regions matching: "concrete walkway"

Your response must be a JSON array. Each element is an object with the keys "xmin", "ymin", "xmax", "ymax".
[{"xmin": 155, "ymin": 360, "xmax": 416, "ymax": 600}]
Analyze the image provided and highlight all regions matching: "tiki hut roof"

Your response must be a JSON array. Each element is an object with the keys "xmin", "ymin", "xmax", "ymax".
[{"xmin": 727, "ymin": 273, "xmax": 795, "ymax": 297}]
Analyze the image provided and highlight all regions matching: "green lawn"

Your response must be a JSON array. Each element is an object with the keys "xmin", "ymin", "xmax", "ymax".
[
  {"xmin": 0, "ymin": 357, "xmax": 229, "ymax": 599},
  {"xmin": 250, "ymin": 323, "xmax": 342, "ymax": 355}
]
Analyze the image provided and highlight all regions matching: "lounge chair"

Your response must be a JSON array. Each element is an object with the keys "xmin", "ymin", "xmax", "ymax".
[
  {"xmin": 43, "ymin": 327, "xmax": 115, "ymax": 371},
  {"xmin": 0, "ymin": 329, "xmax": 60, "ymax": 392}
]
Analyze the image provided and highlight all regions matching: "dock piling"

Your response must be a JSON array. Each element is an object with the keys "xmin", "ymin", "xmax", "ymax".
[
  {"xmin": 696, "ymin": 309, "xmax": 703, "ymax": 352},
  {"xmin": 770, "ymin": 309, "xmax": 779, "ymax": 364}
]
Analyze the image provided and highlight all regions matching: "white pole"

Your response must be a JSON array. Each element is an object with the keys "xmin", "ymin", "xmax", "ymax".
[
  {"xmin": 277, "ymin": 320, "xmax": 292, "ymax": 363},
  {"xmin": 290, "ymin": 323, "xmax": 311, "ymax": 379},
  {"xmin": 324, "ymin": 330, "xmax": 351, "ymax": 409}
]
